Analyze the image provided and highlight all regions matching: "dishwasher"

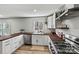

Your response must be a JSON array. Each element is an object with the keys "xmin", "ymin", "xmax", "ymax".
[{"xmin": 23, "ymin": 35, "xmax": 32, "ymax": 45}]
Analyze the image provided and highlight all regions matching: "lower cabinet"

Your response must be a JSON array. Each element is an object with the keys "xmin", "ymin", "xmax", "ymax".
[
  {"xmin": 11, "ymin": 35, "xmax": 24, "ymax": 53},
  {"xmin": 2, "ymin": 39, "xmax": 11, "ymax": 54},
  {"xmin": 32, "ymin": 35, "xmax": 49, "ymax": 46},
  {"xmin": 0, "ymin": 35, "xmax": 24, "ymax": 54}
]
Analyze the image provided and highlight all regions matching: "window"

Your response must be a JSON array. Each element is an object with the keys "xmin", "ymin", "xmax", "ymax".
[
  {"xmin": 0, "ymin": 22, "xmax": 10, "ymax": 36},
  {"xmin": 34, "ymin": 21, "xmax": 44, "ymax": 33}
]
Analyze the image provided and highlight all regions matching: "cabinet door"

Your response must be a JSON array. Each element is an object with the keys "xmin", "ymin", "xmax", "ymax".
[
  {"xmin": 32, "ymin": 35, "xmax": 38, "ymax": 45},
  {"xmin": 43, "ymin": 36, "xmax": 48, "ymax": 45},
  {"xmin": 10, "ymin": 37, "xmax": 17, "ymax": 52},
  {"xmin": 12, "ymin": 35, "xmax": 23, "ymax": 51},
  {"xmin": 32, "ymin": 38, "xmax": 38, "ymax": 45},
  {"xmin": 37, "ymin": 38, "xmax": 44, "ymax": 45},
  {"xmin": 10, "ymin": 36, "xmax": 20, "ymax": 52},
  {"xmin": 43, "ymin": 39, "xmax": 48, "ymax": 45},
  {"xmin": 37, "ymin": 35, "xmax": 47, "ymax": 45},
  {"xmin": 32, "ymin": 35, "xmax": 49, "ymax": 46},
  {"xmin": 47, "ymin": 16, "xmax": 53, "ymax": 28},
  {"xmin": 2, "ymin": 39, "xmax": 11, "ymax": 54},
  {"xmin": 47, "ymin": 13, "xmax": 55, "ymax": 28},
  {"xmin": 18, "ymin": 35, "xmax": 24, "ymax": 47}
]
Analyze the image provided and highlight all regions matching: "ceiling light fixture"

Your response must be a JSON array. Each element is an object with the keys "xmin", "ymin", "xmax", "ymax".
[{"xmin": 33, "ymin": 9, "xmax": 37, "ymax": 12}]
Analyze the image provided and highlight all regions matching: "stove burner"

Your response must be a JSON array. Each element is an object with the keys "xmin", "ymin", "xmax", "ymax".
[{"xmin": 52, "ymin": 41, "xmax": 77, "ymax": 54}]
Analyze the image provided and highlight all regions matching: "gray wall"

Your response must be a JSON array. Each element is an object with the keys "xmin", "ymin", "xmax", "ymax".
[
  {"xmin": 56, "ymin": 17, "xmax": 79, "ymax": 37},
  {"xmin": 24, "ymin": 17, "xmax": 50, "ymax": 33},
  {"xmin": 0, "ymin": 17, "xmax": 50, "ymax": 34}
]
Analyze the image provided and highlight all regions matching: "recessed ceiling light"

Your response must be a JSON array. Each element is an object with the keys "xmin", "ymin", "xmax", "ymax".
[{"xmin": 33, "ymin": 9, "xmax": 37, "ymax": 12}]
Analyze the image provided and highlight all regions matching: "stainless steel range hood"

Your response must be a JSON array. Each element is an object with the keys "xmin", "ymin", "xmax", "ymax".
[{"xmin": 60, "ymin": 4, "xmax": 79, "ymax": 20}]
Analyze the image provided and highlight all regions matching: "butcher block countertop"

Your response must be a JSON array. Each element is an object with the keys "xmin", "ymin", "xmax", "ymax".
[
  {"xmin": 49, "ymin": 33, "xmax": 64, "ymax": 41},
  {"xmin": 0, "ymin": 32, "xmax": 32, "ymax": 41},
  {"xmin": 32, "ymin": 33, "xmax": 49, "ymax": 35},
  {"xmin": 0, "ymin": 32, "xmax": 64, "ymax": 41},
  {"xmin": 0, "ymin": 32, "xmax": 49, "ymax": 41}
]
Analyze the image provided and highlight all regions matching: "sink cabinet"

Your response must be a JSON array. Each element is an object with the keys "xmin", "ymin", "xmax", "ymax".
[{"xmin": 32, "ymin": 35, "xmax": 49, "ymax": 46}]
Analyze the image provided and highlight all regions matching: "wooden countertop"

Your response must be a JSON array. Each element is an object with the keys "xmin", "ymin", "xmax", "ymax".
[
  {"xmin": 0, "ymin": 32, "xmax": 64, "ymax": 41},
  {"xmin": 32, "ymin": 33, "xmax": 49, "ymax": 35},
  {"xmin": 0, "ymin": 32, "xmax": 49, "ymax": 41},
  {"xmin": 0, "ymin": 32, "xmax": 32, "ymax": 41},
  {"xmin": 49, "ymin": 33, "xmax": 64, "ymax": 41}
]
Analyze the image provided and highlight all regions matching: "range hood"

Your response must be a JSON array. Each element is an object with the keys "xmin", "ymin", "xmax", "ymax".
[{"xmin": 60, "ymin": 4, "xmax": 79, "ymax": 20}]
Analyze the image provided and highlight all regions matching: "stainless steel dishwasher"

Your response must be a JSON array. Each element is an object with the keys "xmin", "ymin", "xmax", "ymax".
[{"xmin": 23, "ymin": 35, "xmax": 32, "ymax": 45}]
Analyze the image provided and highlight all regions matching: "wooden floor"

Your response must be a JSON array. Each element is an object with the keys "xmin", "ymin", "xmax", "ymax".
[{"xmin": 14, "ymin": 45, "xmax": 49, "ymax": 54}]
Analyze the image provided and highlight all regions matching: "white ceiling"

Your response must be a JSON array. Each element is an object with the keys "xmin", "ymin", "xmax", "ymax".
[{"xmin": 0, "ymin": 4, "xmax": 63, "ymax": 17}]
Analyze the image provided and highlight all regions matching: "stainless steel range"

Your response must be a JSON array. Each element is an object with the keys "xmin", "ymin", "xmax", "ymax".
[
  {"xmin": 64, "ymin": 34, "xmax": 79, "ymax": 54},
  {"xmin": 49, "ymin": 40, "xmax": 77, "ymax": 54},
  {"xmin": 53, "ymin": 41, "xmax": 77, "ymax": 54}
]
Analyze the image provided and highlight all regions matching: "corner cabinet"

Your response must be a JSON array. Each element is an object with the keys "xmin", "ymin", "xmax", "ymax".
[{"xmin": 47, "ymin": 13, "xmax": 56, "ymax": 28}]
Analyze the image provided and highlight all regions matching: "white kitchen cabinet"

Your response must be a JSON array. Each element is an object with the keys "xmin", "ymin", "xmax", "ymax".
[
  {"xmin": 17, "ymin": 35, "xmax": 24, "ymax": 48},
  {"xmin": 32, "ymin": 35, "xmax": 49, "ymax": 46},
  {"xmin": 47, "ymin": 13, "xmax": 56, "ymax": 28},
  {"xmin": 10, "ymin": 35, "xmax": 24, "ymax": 53},
  {"xmin": 0, "ymin": 34, "xmax": 24, "ymax": 54},
  {"xmin": 47, "ymin": 16, "xmax": 53, "ymax": 28},
  {"xmin": 10, "ymin": 37, "xmax": 18, "ymax": 52},
  {"xmin": 2, "ymin": 39, "xmax": 11, "ymax": 54}
]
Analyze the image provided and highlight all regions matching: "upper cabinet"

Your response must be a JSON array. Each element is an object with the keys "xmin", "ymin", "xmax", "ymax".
[{"xmin": 47, "ymin": 13, "xmax": 56, "ymax": 28}]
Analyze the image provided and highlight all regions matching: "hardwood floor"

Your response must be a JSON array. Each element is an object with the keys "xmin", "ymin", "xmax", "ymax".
[{"xmin": 14, "ymin": 45, "xmax": 49, "ymax": 54}]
